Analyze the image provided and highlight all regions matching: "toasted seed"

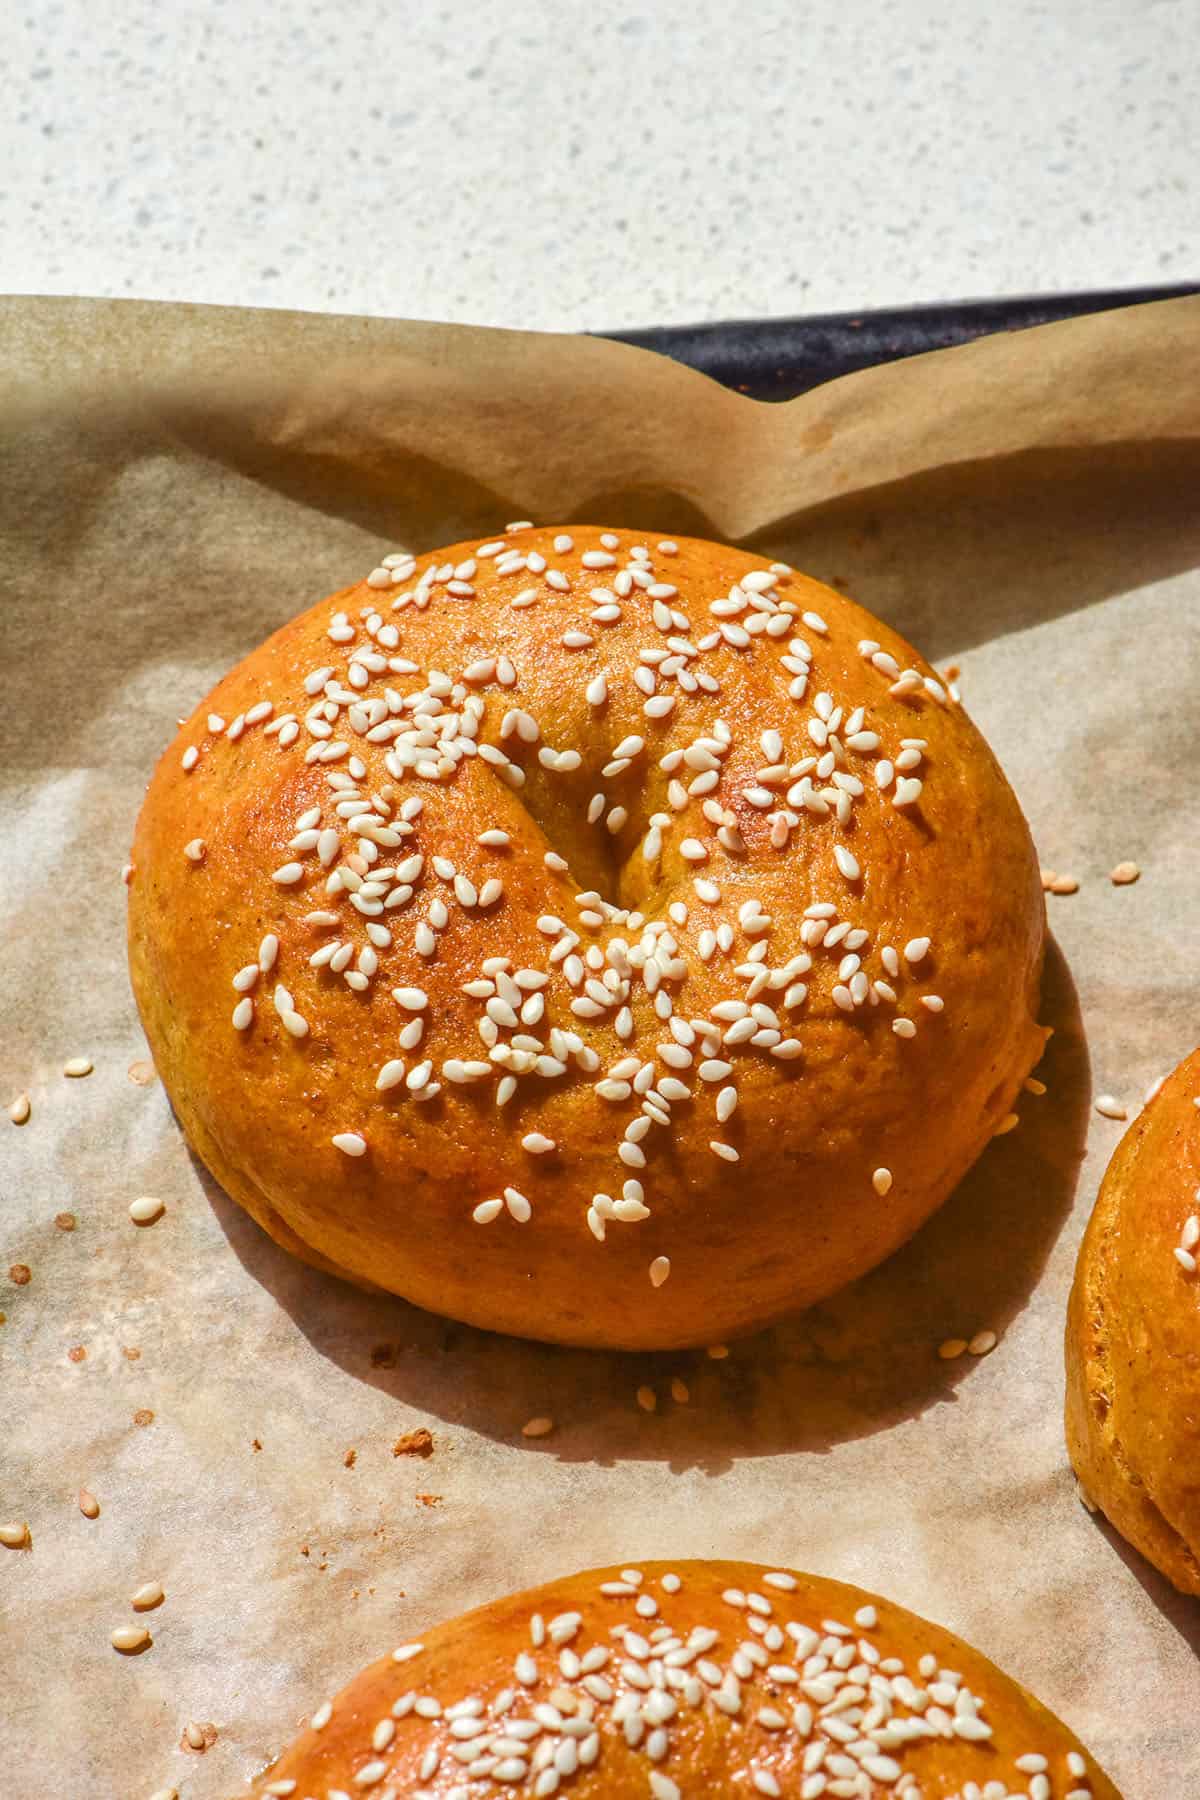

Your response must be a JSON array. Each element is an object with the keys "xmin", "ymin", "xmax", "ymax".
[
  {"xmin": 521, "ymin": 1416, "xmax": 555, "ymax": 1439},
  {"xmin": 63, "ymin": 1057, "xmax": 94, "ymax": 1077},
  {"xmin": 1109, "ymin": 861, "xmax": 1140, "ymax": 885},
  {"xmin": 78, "ymin": 1488, "xmax": 100, "ymax": 1519},
  {"xmin": 8, "ymin": 1092, "xmax": 30, "ymax": 1125},
  {"xmin": 937, "ymin": 1338, "xmax": 968, "ymax": 1361},
  {"xmin": 0, "ymin": 1521, "xmax": 29, "ymax": 1548},
  {"xmin": 1048, "ymin": 874, "xmax": 1078, "ymax": 896},
  {"xmin": 112, "ymin": 1625, "xmax": 152, "ymax": 1652},
  {"xmin": 968, "ymin": 1329, "xmax": 998, "ymax": 1356},
  {"xmin": 129, "ymin": 1196, "xmax": 165, "ymax": 1225},
  {"xmin": 131, "ymin": 1582, "xmax": 165, "ymax": 1610}
]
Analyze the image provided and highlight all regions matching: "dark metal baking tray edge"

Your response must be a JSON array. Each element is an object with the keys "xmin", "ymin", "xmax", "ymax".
[{"xmin": 599, "ymin": 283, "xmax": 1199, "ymax": 402}]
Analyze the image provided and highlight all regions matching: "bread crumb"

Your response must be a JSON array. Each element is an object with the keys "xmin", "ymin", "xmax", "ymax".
[
  {"xmin": 415, "ymin": 1492, "xmax": 442, "ymax": 1507},
  {"xmin": 9, "ymin": 1264, "xmax": 31, "ymax": 1286},
  {"xmin": 251, "ymin": 1438, "xmax": 262, "ymax": 1452},
  {"xmin": 343, "ymin": 1448, "xmax": 357, "ymax": 1468},
  {"xmin": 67, "ymin": 1344, "xmax": 87, "ymax": 1363},
  {"xmin": 392, "ymin": 1428, "xmax": 435, "ymax": 1457},
  {"xmin": 122, "ymin": 1346, "xmax": 142, "ymax": 1361},
  {"xmin": 54, "ymin": 1212, "xmax": 77, "ymax": 1232},
  {"xmin": 132, "ymin": 1408, "xmax": 155, "ymax": 1427}
]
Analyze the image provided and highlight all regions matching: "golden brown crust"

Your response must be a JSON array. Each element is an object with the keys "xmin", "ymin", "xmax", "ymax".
[
  {"xmin": 128, "ymin": 527, "xmax": 1045, "ymax": 1348},
  {"xmin": 237, "ymin": 1559, "xmax": 1119, "ymax": 1799},
  {"xmin": 1065, "ymin": 1046, "xmax": 1200, "ymax": 1594}
]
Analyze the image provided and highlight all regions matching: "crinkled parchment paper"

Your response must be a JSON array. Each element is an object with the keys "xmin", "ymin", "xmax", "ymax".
[{"xmin": 3, "ymin": 294, "xmax": 1199, "ymax": 1799}]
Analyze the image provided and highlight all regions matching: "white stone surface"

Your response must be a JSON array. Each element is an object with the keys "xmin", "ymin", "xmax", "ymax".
[{"xmin": 1, "ymin": 0, "xmax": 1196, "ymax": 328}]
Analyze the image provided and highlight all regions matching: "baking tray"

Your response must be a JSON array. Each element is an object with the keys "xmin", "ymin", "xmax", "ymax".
[{"xmin": 602, "ymin": 282, "xmax": 1200, "ymax": 401}]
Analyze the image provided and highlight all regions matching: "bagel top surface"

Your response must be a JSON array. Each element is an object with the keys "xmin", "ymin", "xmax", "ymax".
[
  {"xmin": 1066, "ymin": 1044, "xmax": 1200, "ymax": 1593},
  {"xmin": 128, "ymin": 526, "xmax": 1045, "ymax": 1348},
  {"xmin": 238, "ymin": 1558, "xmax": 1117, "ymax": 1799}
]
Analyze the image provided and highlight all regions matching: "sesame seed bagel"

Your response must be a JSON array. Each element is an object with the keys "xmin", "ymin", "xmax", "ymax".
[
  {"xmin": 128, "ymin": 526, "xmax": 1045, "ymax": 1349},
  {"xmin": 237, "ymin": 1558, "xmax": 1119, "ymax": 1798},
  {"xmin": 1065, "ymin": 1046, "xmax": 1200, "ymax": 1594}
]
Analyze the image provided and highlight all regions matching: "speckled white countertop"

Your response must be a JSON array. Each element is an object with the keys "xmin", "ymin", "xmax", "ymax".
[{"xmin": 1, "ymin": 0, "xmax": 1196, "ymax": 328}]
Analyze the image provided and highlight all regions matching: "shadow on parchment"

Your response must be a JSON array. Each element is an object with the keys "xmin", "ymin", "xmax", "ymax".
[
  {"xmin": 748, "ymin": 439, "xmax": 1200, "ymax": 660},
  {"xmin": 1084, "ymin": 1511, "xmax": 1200, "ymax": 1655},
  {"xmin": 200, "ymin": 936, "xmax": 1087, "ymax": 1477}
]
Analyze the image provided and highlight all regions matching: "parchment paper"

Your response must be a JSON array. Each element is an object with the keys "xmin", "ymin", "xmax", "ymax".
[{"xmin": 3, "ymin": 294, "xmax": 1199, "ymax": 1800}]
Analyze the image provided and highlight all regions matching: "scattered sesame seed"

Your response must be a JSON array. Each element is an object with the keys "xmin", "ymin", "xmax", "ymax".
[
  {"xmin": 993, "ymin": 1113, "xmax": 1020, "ymax": 1135},
  {"xmin": 78, "ymin": 1488, "xmax": 100, "ymax": 1519},
  {"xmin": 649, "ymin": 1256, "xmax": 671, "ymax": 1287},
  {"xmin": 636, "ymin": 1384, "xmax": 658, "ymax": 1412},
  {"xmin": 111, "ymin": 1625, "xmax": 152, "ymax": 1652},
  {"xmin": 131, "ymin": 1581, "xmax": 165, "ymax": 1610},
  {"xmin": 1094, "ymin": 1095, "xmax": 1127, "ymax": 1120},
  {"xmin": 521, "ymin": 1416, "xmax": 555, "ymax": 1439},
  {"xmin": 183, "ymin": 838, "xmax": 205, "ymax": 862},
  {"xmin": 0, "ymin": 1522, "xmax": 30, "ymax": 1548},
  {"xmin": 128, "ymin": 1196, "xmax": 165, "ymax": 1226},
  {"xmin": 1048, "ymin": 874, "xmax": 1079, "ymax": 895},
  {"xmin": 968, "ymin": 1329, "xmax": 998, "ymax": 1355},
  {"xmin": 63, "ymin": 1057, "xmax": 93, "ymax": 1078},
  {"xmin": 938, "ymin": 1338, "xmax": 968, "ymax": 1361},
  {"xmin": 706, "ymin": 1343, "xmax": 729, "ymax": 1360},
  {"xmin": 872, "ymin": 1167, "xmax": 893, "ymax": 1195},
  {"xmin": 8, "ymin": 1093, "xmax": 30, "ymax": 1126},
  {"xmin": 1109, "ymin": 861, "xmax": 1140, "ymax": 885}
]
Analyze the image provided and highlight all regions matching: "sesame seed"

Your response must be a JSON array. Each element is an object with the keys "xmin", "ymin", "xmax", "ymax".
[
  {"xmin": 938, "ymin": 1338, "xmax": 968, "ymax": 1361},
  {"xmin": 1110, "ymin": 861, "xmax": 1140, "ymax": 885},
  {"xmin": 522, "ymin": 1416, "xmax": 555, "ymax": 1438},
  {"xmin": 128, "ymin": 1196, "xmax": 165, "ymax": 1225},
  {"xmin": 522, "ymin": 1133, "xmax": 556, "ymax": 1155},
  {"xmin": 331, "ymin": 1133, "xmax": 367, "ymax": 1156},
  {"xmin": 968, "ymin": 1329, "xmax": 998, "ymax": 1355},
  {"xmin": 993, "ymin": 1113, "xmax": 1020, "ymax": 1135},
  {"xmin": 183, "ymin": 838, "xmax": 205, "ymax": 862},
  {"xmin": 271, "ymin": 862, "xmax": 305, "ymax": 885},
  {"xmin": 8, "ymin": 1093, "xmax": 30, "ymax": 1126},
  {"xmin": 232, "ymin": 998, "xmax": 254, "ymax": 1031},
  {"xmin": 872, "ymin": 1168, "xmax": 893, "ymax": 1196},
  {"xmin": 111, "ymin": 1626, "xmax": 151, "ymax": 1652},
  {"xmin": 0, "ymin": 1522, "xmax": 29, "ymax": 1548},
  {"xmin": 505, "ymin": 1187, "xmax": 532, "ymax": 1222},
  {"xmin": 131, "ymin": 1581, "xmax": 165, "ymax": 1610},
  {"xmin": 637, "ymin": 1385, "xmax": 658, "ymax": 1411},
  {"xmin": 1094, "ymin": 1094, "xmax": 1127, "ymax": 1120},
  {"xmin": 649, "ymin": 1256, "xmax": 671, "ymax": 1287},
  {"xmin": 1048, "ymin": 873, "xmax": 1079, "ymax": 895},
  {"xmin": 78, "ymin": 1489, "xmax": 100, "ymax": 1519}
]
